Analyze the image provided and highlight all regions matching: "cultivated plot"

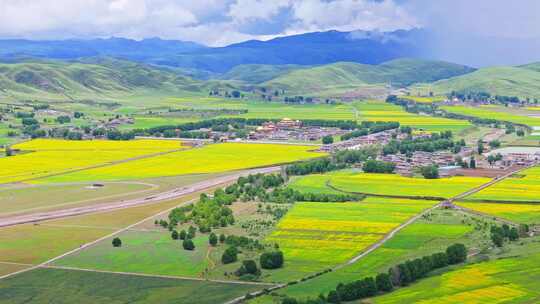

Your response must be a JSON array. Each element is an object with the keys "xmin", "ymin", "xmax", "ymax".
[
  {"xmin": 315, "ymin": 171, "xmax": 489, "ymax": 199},
  {"xmin": 371, "ymin": 252, "xmax": 540, "ymax": 304},
  {"xmin": 467, "ymin": 166, "xmax": 540, "ymax": 202},
  {"xmin": 0, "ymin": 139, "xmax": 183, "ymax": 183},
  {"xmin": 354, "ymin": 100, "xmax": 472, "ymax": 132},
  {"xmin": 0, "ymin": 268, "xmax": 262, "ymax": 304},
  {"xmin": 252, "ymin": 209, "xmax": 477, "ymax": 303},
  {"xmin": 40, "ymin": 143, "xmax": 324, "ymax": 183},
  {"xmin": 263, "ymin": 198, "xmax": 438, "ymax": 282}
]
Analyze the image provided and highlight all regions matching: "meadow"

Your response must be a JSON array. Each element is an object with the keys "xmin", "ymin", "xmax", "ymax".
[
  {"xmin": 441, "ymin": 105, "xmax": 540, "ymax": 128},
  {"xmin": 252, "ymin": 209, "xmax": 477, "ymax": 303},
  {"xmin": 371, "ymin": 252, "xmax": 540, "ymax": 304},
  {"xmin": 54, "ymin": 232, "xmax": 211, "ymax": 278},
  {"xmin": 0, "ymin": 191, "xmax": 203, "ymax": 267},
  {"xmin": 466, "ymin": 166, "xmax": 540, "ymax": 202},
  {"xmin": 263, "ymin": 198, "xmax": 438, "ymax": 282},
  {"xmin": 354, "ymin": 100, "xmax": 472, "ymax": 132},
  {"xmin": 39, "ymin": 143, "xmax": 324, "ymax": 183},
  {"xmin": 0, "ymin": 268, "xmax": 261, "ymax": 304},
  {"xmin": 401, "ymin": 95, "xmax": 446, "ymax": 103},
  {"xmin": 313, "ymin": 171, "xmax": 490, "ymax": 199},
  {"xmin": 0, "ymin": 139, "xmax": 183, "ymax": 184}
]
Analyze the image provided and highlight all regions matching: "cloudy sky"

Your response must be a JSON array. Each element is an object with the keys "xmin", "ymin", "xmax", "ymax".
[{"xmin": 0, "ymin": 0, "xmax": 537, "ymax": 47}]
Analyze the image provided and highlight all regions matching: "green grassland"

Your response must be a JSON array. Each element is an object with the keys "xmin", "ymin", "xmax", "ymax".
[
  {"xmin": 293, "ymin": 171, "xmax": 490, "ymax": 200},
  {"xmin": 0, "ymin": 268, "xmax": 261, "ymax": 304},
  {"xmin": 354, "ymin": 100, "xmax": 472, "ymax": 132},
  {"xmin": 467, "ymin": 166, "xmax": 540, "ymax": 202},
  {"xmin": 54, "ymin": 231, "xmax": 211, "ymax": 277},
  {"xmin": 262, "ymin": 198, "xmax": 437, "ymax": 282},
  {"xmin": 371, "ymin": 251, "xmax": 540, "ymax": 303},
  {"xmin": 0, "ymin": 191, "xmax": 204, "ymax": 266},
  {"xmin": 441, "ymin": 105, "xmax": 540, "ymax": 128},
  {"xmin": 252, "ymin": 209, "xmax": 482, "ymax": 303},
  {"xmin": 264, "ymin": 59, "xmax": 474, "ymax": 95},
  {"xmin": 413, "ymin": 66, "xmax": 540, "ymax": 99}
]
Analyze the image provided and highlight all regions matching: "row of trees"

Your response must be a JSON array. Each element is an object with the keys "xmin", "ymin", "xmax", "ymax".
[
  {"xmin": 490, "ymin": 224, "xmax": 520, "ymax": 247},
  {"xmin": 286, "ymin": 148, "xmax": 377, "ymax": 176},
  {"xmin": 340, "ymin": 121, "xmax": 400, "ymax": 141},
  {"xmin": 283, "ymin": 244, "xmax": 467, "ymax": 304},
  {"xmin": 268, "ymin": 187, "xmax": 363, "ymax": 204},
  {"xmin": 362, "ymin": 160, "xmax": 395, "ymax": 173},
  {"xmin": 382, "ymin": 132, "xmax": 463, "ymax": 155}
]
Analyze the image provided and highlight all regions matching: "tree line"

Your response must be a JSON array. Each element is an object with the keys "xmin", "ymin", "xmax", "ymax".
[
  {"xmin": 340, "ymin": 121, "xmax": 400, "ymax": 141},
  {"xmin": 282, "ymin": 244, "xmax": 468, "ymax": 304}
]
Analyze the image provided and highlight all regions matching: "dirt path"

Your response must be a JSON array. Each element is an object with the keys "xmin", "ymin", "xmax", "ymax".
[{"xmin": 0, "ymin": 166, "xmax": 279, "ymax": 228}]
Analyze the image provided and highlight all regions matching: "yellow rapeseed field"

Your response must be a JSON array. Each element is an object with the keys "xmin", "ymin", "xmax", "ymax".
[
  {"xmin": 457, "ymin": 201, "xmax": 540, "ymax": 224},
  {"xmin": 468, "ymin": 166, "xmax": 540, "ymax": 202},
  {"xmin": 0, "ymin": 139, "xmax": 183, "ymax": 183},
  {"xmin": 39, "ymin": 143, "xmax": 325, "ymax": 183},
  {"xmin": 266, "ymin": 198, "xmax": 438, "ymax": 275}
]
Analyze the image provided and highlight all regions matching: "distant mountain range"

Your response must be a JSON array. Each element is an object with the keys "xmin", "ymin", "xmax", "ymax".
[{"xmin": 0, "ymin": 29, "xmax": 430, "ymax": 73}]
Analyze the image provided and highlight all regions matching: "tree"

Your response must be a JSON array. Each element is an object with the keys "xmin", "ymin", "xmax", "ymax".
[
  {"xmin": 322, "ymin": 135, "xmax": 334, "ymax": 145},
  {"xmin": 327, "ymin": 290, "xmax": 341, "ymax": 303},
  {"xmin": 260, "ymin": 251, "xmax": 284, "ymax": 269},
  {"xmin": 171, "ymin": 230, "xmax": 179, "ymax": 240},
  {"xmin": 222, "ymin": 247, "xmax": 238, "ymax": 264},
  {"xmin": 375, "ymin": 273, "xmax": 393, "ymax": 292},
  {"xmin": 112, "ymin": 237, "xmax": 122, "ymax": 247},
  {"xmin": 235, "ymin": 260, "xmax": 260, "ymax": 277},
  {"xmin": 509, "ymin": 227, "xmax": 520, "ymax": 241},
  {"xmin": 517, "ymin": 129, "xmax": 525, "ymax": 137},
  {"xmin": 446, "ymin": 244, "xmax": 467, "ymax": 264},
  {"xmin": 491, "ymin": 232, "xmax": 504, "ymax": 247},
  {"xmin": 183, "ymin": 239, "xmax": 195, "ymax": 250},
  {"xmin": 469, "ymin": 157, "xmax": 476, "ymax": 169},
  {"xmin": 281, "ymin": 298, "xmax": 298, "ymax": 304},
  {"xmin": 420, "ymin": 165, "xmax": 439, "ymax": 179},
  {"xmin": 179, "ymin": 230, "xmax": 187, "ymax": 240},
  {"xmin": 477, "ymin": 141, "xmax": 484, "ymax": 154},
  {"xmin": 219, "ymin": 234, "xmax": 226, "ymax": 243},
  {"xmin": 488, "ymin": 140, "xmax": 501, "ymax": 148},
  {"xmin": 209, "ymin": 233, "xmax": 218, "ymax": 246}
]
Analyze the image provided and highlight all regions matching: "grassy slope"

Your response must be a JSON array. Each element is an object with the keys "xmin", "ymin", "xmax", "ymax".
[
  {"xmin": 414, "ymin": 66, "xmax": 540, "ymax": 99},
  {"xmin": 219, "ymin": 64, "xmax": 304, "ymax": 83},
  {"xmin": 0, "ymin": 59, "xmax": 202, "ymax": 101},
  {"xmin": 0, "ymin": 268, "xmax": 260, "ymax": 304},
  {"xmin": 264, "ymin": 59, "xmax": 474, "ymax": 93}
]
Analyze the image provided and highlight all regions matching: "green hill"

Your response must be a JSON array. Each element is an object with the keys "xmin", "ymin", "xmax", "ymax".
[
  {"xmin": 0, "ymin": 59, "xmax": 202, "ymax": 101},
  {"xmin": 219, "ymin": 64, "xmax": 303, "ymax": 84},
  {"xmin": 413, "ymin": 66, "xmax": 540, "ymax": 99},
  {"xmin": 263, "ymin": 59, "xmax": 475, "ymax": 94}
]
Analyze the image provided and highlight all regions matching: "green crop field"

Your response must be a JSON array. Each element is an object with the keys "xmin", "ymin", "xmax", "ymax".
[
  {"xmin": 441, "ymin": 105, "xmax": 540, "ymax": 128},
  {"xmin": 371, "ymin": 252, "xmax": 540, "ymax": 304},
  {"xmin": 252, "ymin": 209, "xmax": 478, "ymax": 303},
  {"xmin": 263, "ymin": 198, "xmax": 437, "ymax": 282},
  {"xmin": 0, "ymin": 268, "xmax": 261, "ymax": 304},
  {"xmin": 467, "ymin": 166, "xmax": 540, "ymax": 202},
  {"xmin": 39, "ymin": 143, "xmax": 324, "ymax": 183},
  {"xmin": 297, "ymin": 171, "xmax": 489, "ymax": 199},
  {"xmin": 354, "ymin": 100, "xmax": 472, "ymax": 132}
]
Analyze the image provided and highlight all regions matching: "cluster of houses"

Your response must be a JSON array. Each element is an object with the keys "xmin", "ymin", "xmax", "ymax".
[
  {"xmin": 319, "ymin": 129, "xmax": 403, "ymax": 153},
  {"xmin": 248, "ymin": 118, "xmax": 347, "ymax": 142}
]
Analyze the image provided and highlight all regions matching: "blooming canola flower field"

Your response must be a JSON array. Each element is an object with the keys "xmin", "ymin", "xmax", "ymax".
[
  {"xmin": 265, "ymin": 198, "xmax": 438, "ymax": 277},
  {"xmin": 0, "ymin": 139, "xmax": 184, "ymax": 183},
  {"xmin": 38, "ymin": 142, "xmax": 325, "ymax": 183}
]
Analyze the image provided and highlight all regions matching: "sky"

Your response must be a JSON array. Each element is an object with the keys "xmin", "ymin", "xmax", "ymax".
[{"xmin": 1, "ymin": 0, "xmax": 539, "ymax": 65}]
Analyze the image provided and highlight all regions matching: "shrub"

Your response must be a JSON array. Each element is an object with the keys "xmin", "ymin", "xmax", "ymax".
[
  {"xmin": 222, "ymin": 247, "xmax": 238, "ymax": 264},
  {"xmin": 260, "ymin": 251, "xmax": 284, "ymax": 269},
  {"xmin": 112, "ymin": 237, "xmax": 122, "ymax": 247},
  {"xmin": 183, "ymin": 239, "xmax": 195, "ymax": 251},
  {"xmin": 209, "ymin": 233, "xmax": 218, "ymax": 246},
  {"xmin": 446, "ymin": 243, "xmax": 467, "ymax": 264}
]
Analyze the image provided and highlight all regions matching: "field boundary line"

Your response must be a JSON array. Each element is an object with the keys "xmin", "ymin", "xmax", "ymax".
[
  {"xmin": 41, "ymin": 265, "xmax": 276, "ymax": 287},
  {"xmin": 0, "ymin": 261, "xmax": 35, "ymax": 267},
  {"xmin": 0, "ymin": 196, "xmax": 199, "ymax": 281}
]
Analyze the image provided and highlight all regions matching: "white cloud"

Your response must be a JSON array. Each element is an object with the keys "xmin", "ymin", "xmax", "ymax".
[{"xmin": 0, "ymin": 0, "xmax": 418, "ymax": 45}]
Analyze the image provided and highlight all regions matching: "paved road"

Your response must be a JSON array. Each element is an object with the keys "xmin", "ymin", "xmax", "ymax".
[{"xmin": 0, "ymin": 166, "xmax": 279, "ymax": 228}]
